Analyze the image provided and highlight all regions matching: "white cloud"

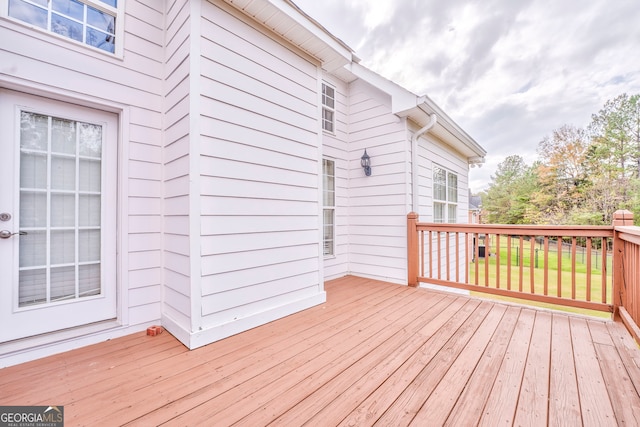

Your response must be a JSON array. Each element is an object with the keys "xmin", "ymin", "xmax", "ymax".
[{"xmin": 294, "ymin": 0, "xmax": 640, "ymax": 191}]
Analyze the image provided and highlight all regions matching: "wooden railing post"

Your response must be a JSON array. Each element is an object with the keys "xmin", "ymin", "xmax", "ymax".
[
  {"xmin": 407, "ymin": 212, "xmax": 419, "ymax": 287},
  {"xmin": 612, "ymin": 210, "xmax": 634, "ymax": 318}
]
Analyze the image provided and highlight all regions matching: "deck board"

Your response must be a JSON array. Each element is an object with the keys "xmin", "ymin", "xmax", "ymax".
[{"xmin": 1, "ymin": 275, "xmax": 640, "ymax": 426}]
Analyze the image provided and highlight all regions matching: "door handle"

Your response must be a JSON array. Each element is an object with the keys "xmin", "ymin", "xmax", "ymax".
[{"xmin": 0, "ymin": 230, "xmax": 27, "ymax": 239}]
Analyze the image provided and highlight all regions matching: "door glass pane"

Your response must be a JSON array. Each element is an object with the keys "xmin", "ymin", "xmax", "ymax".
[
  {"xmin": 79, "ymin": 229, "xmax": 100, "ymax": 262},
  {"xmin": 51, "ymin": 156, "xmax": 76, "ymax": 190},
  {"xmin": 20, "ymin": 192, "xmax": 47, "ymax": 227},
  {"xmin": 50, "ymin": 230, "xmax": 75, "ymax": 265},
  {"xmin": 79, "ymin": 264, "xmax": 101, "ymax": 296},
  {"xmin": 51, "ymin": 266, "xmax": 76, "ymax": 301},
  {"xmin": 19, "ymin": 231, "xmax": 47, "ymax": 268},
  {"xmin": 18, "ymin": 111, "xmax": 103, "ymax": 307},
  {"xmin": 79, "ymin": 159, "xmax": 101, "ymax": 192},
  {"xmin": 51, "ymin": 194, "xmax": 76, "ymax": 227},
  {"xmin": 52, "ymin": 118, "xmax": 76, "ymax": 154},
  {"xmin": 20, "ymin": 152, "xmax": 48, "ymax": 189},
  {"xmin": 19, "ymin": 269, "xmax": 47, "ymax": 307}
]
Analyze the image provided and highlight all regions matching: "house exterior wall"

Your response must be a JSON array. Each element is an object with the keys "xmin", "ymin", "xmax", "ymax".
[
  {"xmin": 179, "ymin": 0, "xmax": 326, "ymax": 348},
  {"xmin": 0, "ymin": 0, "xmax": 165, "ymax": 364},
  {"xmin": 415, "ymin": 128, "xmax": 471, "ymax": 285},
  {"xmin": 347, "ymin": 79, "xmax": 409, "ymax": 284},
  {"xmin": 321, "ymin": 74, "xmax": 350, "ymax": 280}
]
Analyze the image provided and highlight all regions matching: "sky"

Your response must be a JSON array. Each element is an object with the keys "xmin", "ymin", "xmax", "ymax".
[{"xmin": 293, "ymin": 0, "xmax": 640, "ymax": 192}]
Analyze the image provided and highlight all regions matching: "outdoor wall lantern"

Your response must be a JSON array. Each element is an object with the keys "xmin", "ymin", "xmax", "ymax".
[{"xmin": 361, "ymin": 149, "xmax": 372, "ymax": 176}]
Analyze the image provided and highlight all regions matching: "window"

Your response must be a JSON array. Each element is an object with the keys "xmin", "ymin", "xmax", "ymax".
[
  {"xmin": 323, "ymin": 159, "xmax": 335, "ymax": 256},
  {"xmin": 6, "ymin": 0, "xmax": 121, "ymax": 54},
  {"xmin": 433, "ymin": 165, "xmax": 458, "ymax": 223},
  {"xmin": 321, "ymin": 83, "xmax": 335, "ymax": 133}
]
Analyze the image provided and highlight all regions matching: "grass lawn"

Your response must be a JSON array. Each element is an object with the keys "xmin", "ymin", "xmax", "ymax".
[{"xmin": 468, "ymin": 244, "xmax": 612, "ymax": 318}]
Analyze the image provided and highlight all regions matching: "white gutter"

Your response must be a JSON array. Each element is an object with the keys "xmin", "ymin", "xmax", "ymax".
[{"xmin": 411, "ymin": 114, "xmax": 437, "ymax": 212}]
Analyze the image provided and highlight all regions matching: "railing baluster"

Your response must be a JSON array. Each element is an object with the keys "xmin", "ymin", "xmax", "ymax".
[
  {"xmin": 437, "ymin": 231, "xmax": 442, "ymax": 280},
  {"xmin": 557, "ymin": 237, "xmax": 562, "ymax": 297},
  {"xmin": 429, "ymin": 230, "xmax": 433, "ymax": 279},
  {"xmin": 519, "ymin": 236, "xmax": 524, "ymax": 292},
  {"xmin": 542, "ymin": 236, "xmax": 549, "ymax": 295},
  {"xmin": 602, "ymin": 237, "xmax": 607, "ymax": 304},
  {"xmin": 530, "ymin": 236, "xmax": 535, "ymax": 293},
  {"xmin": 446, "ymin": 231, "xmax": 450, "ymax": 281},
  {"xmin": 485, "ymin": 234, "xmax": 490, "ymax": 287},
  {"xmin": 571, "ymin": 237, "xmax": 577, "ymax": 300},
  {"xmin": 419, "ymin": 229, "xmax": 424, "ymax": 278},
  {"xmin": 586, "ymin": 237, "xmax": 592, "ymax": 301},
  {"xmin": 456, "ymin": 232, "xmax": 460, "ymax": 283},
  {"xmin": 474, "ymin": 232, "xmax": 479, "ymax": 286},
  {"xmin": 496, "ymin": 234, "xmax": 501, "ymax": 289},
  {"xmin": 507, "ymin": 235, "xmax": 512, "ymax": 291}
]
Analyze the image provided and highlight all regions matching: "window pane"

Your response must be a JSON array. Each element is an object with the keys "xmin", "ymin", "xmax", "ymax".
[
  {"xmin": 448, "ymin": 172, "xmax": 458, "ymax": 202},
  {"xmin": 19, "ymin": 268, "xmax": 47, "ymax": 307},
  {"xmin": 51, "ymin": 193, "xmax": 76, "ymax": 227},
  {"xmin": 322, "ymin": 84, "xmax": 335, "ymax": 109},
  {"xmin": 51, "ymin": 266, "xmax": 76, "ymax": 301},
  {"xmin": 323, "ymin": 209, "xmax": 334, "ymax": 256},
  {"xmin": 434, "ymin": 202, "xmax": 445, "ymax": 224},
  {"xmin": 20, "ymin": 231, "xmax": 47, "ymax": 268},
  {"xmin": 323, "ymin": 159, "xmax": 335, "ymax": 206},
  {"xmin": 51, "ymin": 13, "xmax": 83, "ymax": 42},
  {"xmin": 87, "ymin": 5, "xmax": 115, "ymax": 33},
  {"xmin": 78, "ymin": 122, "xmax": 102, "ymax": 157},
  {"xmin": 20, "ymin": 112, "xmax": 48, "ymax": 151},
  {"xmin": 79, "ymin": 195, "xmax": 101, "ymax": 226},
  {"xmin": 51, "ymin": 156, "xmax": 76, "ymax": 190},
  {"xmin": 52, "ymin": 0, "xmax": 84, "ymax": 21},
  {"xmin": 79, "ymin": 159, "xmax": 101, "ymax": 192},
  {"xmin": 448, "ymin": 204, "xmax": 457, "ymax": 223},
  {"xmin": 9, "ymin": 0, "xmax": 48, "ymax": 29},
  {"xmin": 20, "ymin": 191, "xmax": 47, "ymax": 227},
  {"xmin": 97, "ymin": 0, "xmax": 117, "ymax": 7},
  {"xmin": 322, "ymin": 109, "xmax": 334, "ymax": 132},
  {"xmin": 51, "ymin": 230, "xmax": 76, "ymax": 265},
  {"xmin": 52, "ymin": 118, "xmax": 76, "ymax": 154},
  {"xmin": 20, "ymin": 152, "xmax": 48, "ymax": 189},
  {"xmin": 79, "ymin": 229, "xmax": 100, "ymax": 263},
  {"xmin": 86, "ymin": 27, "xmax": 115, "ymax": 53},
  {"xmin": 79, "ymin": 264, "xmax": 101, "ymax": 296}
]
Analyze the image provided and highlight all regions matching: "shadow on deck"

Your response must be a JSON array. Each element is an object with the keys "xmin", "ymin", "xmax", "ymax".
[{"xmin": 1, "ymin": 275, "xmax": 639, "ymax": 426}]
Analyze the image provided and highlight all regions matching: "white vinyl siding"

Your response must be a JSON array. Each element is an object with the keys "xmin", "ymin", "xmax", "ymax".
[
  {"xmin": 347, "ymin": 79, "xmax": 408, "ymax": 284},
  {"xmin": 194, "ymin": 1, "xmax": 324, "ymax": 341}
]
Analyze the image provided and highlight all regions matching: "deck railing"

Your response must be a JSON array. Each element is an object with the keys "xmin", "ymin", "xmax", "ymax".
[{"xmin": 408, "ymin": 210, "xmax": 640, "ymax": 330}]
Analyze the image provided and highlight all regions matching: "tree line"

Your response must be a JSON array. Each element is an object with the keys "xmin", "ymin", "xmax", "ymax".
[{"xmin": 480, "ymin": 93, "xmax": 640, "ymax": 225}]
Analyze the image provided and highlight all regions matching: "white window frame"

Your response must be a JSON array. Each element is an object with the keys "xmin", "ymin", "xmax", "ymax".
[
  {"xmin": 321, "ymin": 82, "xmax": 336, "ymax": 134},
  {"xmin": 2, "ymin": 0, "xmax": 125, "ymax": 58},
  {"xmin": 322, "ymin": 158, "xmax": 335, "ymax": 257},
  {"xmin": 433, "ymin": 165, "xmax": 458, "ymax": 224}
]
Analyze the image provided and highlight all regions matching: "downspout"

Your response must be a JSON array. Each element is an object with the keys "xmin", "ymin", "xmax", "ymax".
[{"xmin": 411, "ymin": 114, "xmax": 437, "ymax": 212}]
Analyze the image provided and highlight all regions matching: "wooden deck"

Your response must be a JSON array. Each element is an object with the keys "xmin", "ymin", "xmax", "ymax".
[{"xmin": 2, "ymin": 276, "xmax": 640, "ymax": 426}]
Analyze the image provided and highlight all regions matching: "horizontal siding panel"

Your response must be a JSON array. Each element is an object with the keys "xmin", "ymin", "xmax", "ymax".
[
  {"xmin": 200, "ymin": 285, "xmax": 320, "ymax": 328},
  {"xmin": 129, "ymin": 197, "xmax": 162, "ymax": 215},
  {"xmin": 124, "ymin": 13, "xmax": 163, "ymax": 46},
  {"xmin": 201, "ymin": 272, "xmax": 319, "ymax": 316},
  {"xmin": 201, "ymin": 230, "xmax": 318, "ymax": 255},
  {"xmin": 200, "ymin": 56, "xmax": 316, "ymax": 114},
  {"xmin": 165, "ymin": 234, "xmax": 190, "ymax": 256},
  {"xmin": 201, "ymin": 3, "xmax": 316, "ymax": 80},
  {"xmin": 164, "ymin": 269, "xmax": 191, "ymax": 296},
  {"xmin": 200, "ymin": 197, "xmax": 317, "ymax": 216},
  {"xmin": 129, "ymin": 215, "xmax": 162, "ymax": 233},
  {"xmin": 127, "ymin": 0, "xmax": 164, "ymax": 28},
  {"xmin": 350, "ymin": 253, "xmax": 405, "ymax": 269},
  {"xmin": 348, "ymin": 263, "xmax": 405, "ymax": 282},
  {"xmin": 165, "ymin": 251, "xmax": 191, "ymax": 277},
  {"xmin": 128, "ymin": 268, "xmax": 162, "ymax": 289},
  {"xmin": 164, "ymin": 286, "xmax": 191, "ymax": 318},
  {"xmin": 199, "ymin": 84, "xmax": 316, "ymax": 133},
  {"xmin": 128, "ymin": 302, "xmax": 161, "ymax": 325},
  {"xmin": 350, "ymin": 225, "xmax": 405, "ymax": 237},
  {"xmin": 165, "ymin": 196, "xmax": 190, "ymax": 216},
  {"xmin": 200, "ymin": 122, "xmax": 317, "ymax": 160},
  {"xmin": 129, "ymin": 285, "xmax": 162, "ymax": 307},
  {"xmin": 165, "ymin": 175, "xmax": 190, "ymax": 199},
  {"xmin": 164, "ymin": 155, "xmax": 190, "ymax": 181},
  {"xmin": 201, "ymin": 244, "xmax": 318, "ymax": 275},
  {"xmin": 129, "ymin": 125, "xmax": 162, "ymax": 146},
  {"xmin": 200, "ymin": 156, "xmax": 317, "ymax": 188},
  {"xmin": 129, "ymin": 160, "xmax": 162, "ymax": 180},
  {"xmin": 201, "ymin": 139, "xmax": 317, "ymax": 174},
  {"xmin": 129, "ymin": 233, "xmax": 162, "ymax": 252},
  {"xmin": 349, "ymin": 235, "xmax": 405, "ymax": 247},
  {"xmin": 201, "ymin": 215, "xmax": 316, "ymax": 235},
  {"xmin": 201, "ymin": 258, "xmax": 319, "ymax": 294},
  {"xmin": 348, "ymin": 194, "xmax": 406, "ymax": 207},
  {"xmin": 200, "ymin": 100, "xmax": 315, "ymax": 146},
  {"xmin": 200, "ymin": 176, "xmax": 317, "ymax": 202},
  {"xmin": 163, "ymin": 216, "xmax": 190, "ymax": 236},
  {"xmin": 129, "ymin": 250, "xmax": 161, "ymax": 271}
]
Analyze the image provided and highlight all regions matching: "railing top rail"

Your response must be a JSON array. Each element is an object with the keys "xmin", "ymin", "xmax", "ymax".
[{"xmin": 415, "ymin": 222, "xmax": 614, "ymax": 237}]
